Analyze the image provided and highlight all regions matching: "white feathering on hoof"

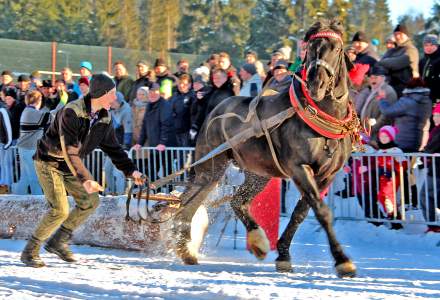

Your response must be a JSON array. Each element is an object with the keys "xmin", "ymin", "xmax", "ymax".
[
  {"xmin": 335, "ymin": 261, "xmax": 357, "ymax": 278},
  {"xmin": 247, "ymin": 227, "xmax": 270, "ymax": 260}
]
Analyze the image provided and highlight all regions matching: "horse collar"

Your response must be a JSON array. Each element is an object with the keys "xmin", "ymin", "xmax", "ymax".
[{"xmin": 289, "ymin": 75, "xmax": 359, "ymax": 140}]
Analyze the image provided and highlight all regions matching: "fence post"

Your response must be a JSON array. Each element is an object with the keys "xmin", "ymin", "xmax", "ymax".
[
  {"xmin": 107, "ymin": 46, "xmax": 112, "ymax": 74},
  {"xmin": 51, "ymin": 42, "xmax": 57, "ymax": 84}
]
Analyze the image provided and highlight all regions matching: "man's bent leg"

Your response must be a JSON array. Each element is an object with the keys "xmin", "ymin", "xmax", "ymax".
[
  {"xmin": 44, "ymin": 174, "xmax": 99, "ymax": 262},
  {"xmin": 22, "ymin": 160, "xmax": 70, "ymax": 267}
]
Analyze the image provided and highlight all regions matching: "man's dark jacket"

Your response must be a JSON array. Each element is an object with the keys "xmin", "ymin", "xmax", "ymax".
[{"xmin": 35, "ymin": 95, "xmax": 136, "ymax": 183}]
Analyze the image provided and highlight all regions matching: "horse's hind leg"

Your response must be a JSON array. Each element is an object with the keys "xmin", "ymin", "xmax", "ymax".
[
  {"xmin": 173, "ymin": 155, "xmax": 229, "ymax": 265},
  {"xmin": 292, "ymin": 164, "xmax": 356, "ymax": 278},
  {"xmin": 275, "ymin": 196, "xmax": 310, "ymax": 272},
  {"xmin": 230, "ymin": 171, "xmax": 270, "ymax": 260}
]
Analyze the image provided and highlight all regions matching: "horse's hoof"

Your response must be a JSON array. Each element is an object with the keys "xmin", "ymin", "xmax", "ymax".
[
  {"xmin": 335, "ymin": 261, "xmax": 357, "ymax": 278},
  {"xmin": 248, "ymin": 228, "xmax": 270, "ymax": 260},
  {"xmin": 182, "ymin": 255, "xmax": 199, "ymax": 265},
  {"xmin": 275, "ymin": 260, "xmax": 293, "ymax": 273}
]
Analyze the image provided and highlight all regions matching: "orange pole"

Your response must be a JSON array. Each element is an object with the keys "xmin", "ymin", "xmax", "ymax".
[
  {"xmin": 51, "ymin": 42, "xmax": 57, "ymax": 84},
  {"xmin": 107, "ymin": 46, "xmax": 112, "ymax": 74}
]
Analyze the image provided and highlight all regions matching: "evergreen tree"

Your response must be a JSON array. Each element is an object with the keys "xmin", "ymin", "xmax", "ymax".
[{"xmin": 247, "ymin": 0, "xmax": 291, "ymax": 59}]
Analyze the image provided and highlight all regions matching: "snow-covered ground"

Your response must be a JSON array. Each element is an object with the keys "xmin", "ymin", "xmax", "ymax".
[{"xmin": 1, "ymin": 215, "xmax": 440, "ymax": 299}]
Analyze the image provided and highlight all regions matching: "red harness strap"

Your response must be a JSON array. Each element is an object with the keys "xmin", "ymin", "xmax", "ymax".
[{"xmin": 289, "ymin": 71, "xmax": 354, "ymax": 140}]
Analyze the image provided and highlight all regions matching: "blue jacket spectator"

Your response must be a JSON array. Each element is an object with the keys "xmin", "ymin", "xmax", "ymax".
[{"xmin": 379, "ymin": 78, "xmax": 432, "ymax": 152}]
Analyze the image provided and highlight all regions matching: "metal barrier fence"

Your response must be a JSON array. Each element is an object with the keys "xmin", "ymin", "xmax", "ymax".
[
  {"xmin": 324, "ymin": 152, "xmax": 440, "ymax": 228},
  {"xmin": 4, "ymin": 146, "xmax": 440, "ymax": 228}
]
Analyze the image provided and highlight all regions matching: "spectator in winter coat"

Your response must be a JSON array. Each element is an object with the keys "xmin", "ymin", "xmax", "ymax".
[
  {"xmin": 30, "ymin": 71, "xmax": 42, "ymax": 91},
  {"xmin": 346, "ymin": 46, "xmax": 370, "ymax": 90},
  {"xmin": 53, "ymin": 79, "xmax": 79, "ymax": 109},
  {"xmin": 267, "ymin": 60, "xmax": 292, "ymax": 90},
  {"xmin": 134, "ymin": 83, "xmax": 177, "ymax": 150},
  {"xmin": 351, "ymin": 31, "xmax": 379, "ymax": 69},
  {"xmin": 218, "ymin": 52, "xmax": 241, "ymax": 96},
  {"xmin": 40, "ymin": 80, "xmax": 59, "ymax": 110},
  {"xmin": 189, "ymin": 66, "xmax": 212, "ymax": 144},
  {"xmin": 128, "ymin": 60, "xmax": 154, "ymax": 103},
  {"xmin": 378, "ymin": 24, "xmax": 419, "ymax": 97},
  {"xmin": 245, "ymin": 50, "xmax": 266, "ymax": 81},
  {"xmin": 419, "ymin": 34, "xmax": 440, "ymax": 104},
  {"xmin": 171, "ymin": 74, "xmax": 195, "ymax": 147},
  {"xmin": 134, "ymin": 83, "xmax": 177, "ymax": 181},
  {"xmin": 205, "ymin": 68, "xmax": 235, "ymax": 117},
  {"xmin": 114, "ymin": 61, "xmax": 134, "ymax": 102},
  {"xmin": 17, "ymin": 74, "xmax": 31, "ymax": 103},
  {"xmin": 14, "ymin": 91, "xmax": 50, "ymax": 195},
  {"xmin": 3, "ymin": 86, "xmax": 26, "ymax": 142},
  {"xmin": 263, "ymin": 48, "xmax": 290, "ymax": 87},
  {"xmin": 378, "ymin": 78, "xmax": 432, "ymax": 152},
  {"xmin": 354, "ymin": 65, "xmax": 398, "ymax": 146},
  {"xmin": 132, "ymin": 86, "xmax": 149, "ymax": 145},
  {"xmin": 61, "ymin": 68, "xmax": 81, "ymax": 99},
  {"xmin": 206, "ymin": 53, "xmax": 220, "ymax": 70},
  {"xmin": 419, "ymin": 103, "xmax": 440, "ymax": 233},
  {"xmin": 154, "ymin": 58, "xmax": 177, "ymax": 100},
  {"xmin": 238, "ymin": 63, "xmax": 262, "ymax": 97}
]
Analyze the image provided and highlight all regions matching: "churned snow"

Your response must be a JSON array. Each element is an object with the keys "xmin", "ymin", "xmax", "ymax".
[{"xmin": 1, "ymin": 215, "xmax": 440, "ymax": 299}]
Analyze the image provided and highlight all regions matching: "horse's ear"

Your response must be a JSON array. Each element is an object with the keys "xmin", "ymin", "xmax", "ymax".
[{"xmin": 344, "ymin": 52, "xmax": 354, "ymax": 72}]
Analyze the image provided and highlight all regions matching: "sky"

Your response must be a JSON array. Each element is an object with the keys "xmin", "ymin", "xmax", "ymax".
[{"xmin": 388, "ymin": 0, "xmax": 435, "ymax": 25}]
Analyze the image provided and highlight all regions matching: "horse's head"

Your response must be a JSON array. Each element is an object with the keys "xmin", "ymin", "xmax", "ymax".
[{"xmin": 303, "ymin": 19, "xmax": 346, "ymax": 101}]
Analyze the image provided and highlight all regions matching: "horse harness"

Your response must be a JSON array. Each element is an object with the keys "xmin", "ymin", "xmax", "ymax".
[{"xmin": 207, "ymin": 31, "xmax": 361, "ymax": 177}]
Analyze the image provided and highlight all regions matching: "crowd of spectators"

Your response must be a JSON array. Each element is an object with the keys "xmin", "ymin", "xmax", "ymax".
[{"xmin": 0, "ymin": 23, "xmax": 439, "ymax": 230}]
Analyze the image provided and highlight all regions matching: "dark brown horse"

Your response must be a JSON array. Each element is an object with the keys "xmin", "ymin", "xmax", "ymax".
[{"xmin": 172, "ymin": 19, "xmax": 357, "ymax": 278}]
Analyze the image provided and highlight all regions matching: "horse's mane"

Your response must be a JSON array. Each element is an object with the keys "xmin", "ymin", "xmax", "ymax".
[{"xmin": 303, "ymin": 19, "xmax": 344, "ymax": 42}]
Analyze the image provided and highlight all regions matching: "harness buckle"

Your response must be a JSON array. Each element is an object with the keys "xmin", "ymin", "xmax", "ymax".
[{"xmin": 305, "ymin": 105, "xmax": 318, "ymax": 117}]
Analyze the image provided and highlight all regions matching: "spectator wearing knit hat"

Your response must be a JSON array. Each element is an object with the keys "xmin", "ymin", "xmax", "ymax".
[
  {"xmin": 238, "ymin": 63, "xmax": 262, "ymax": 97},
  {"xmin": 79, "ymin": 61, "xmax": 93, "ymax": 79},
  {"xmin": 78, "ymin": 77, "xmax": 90, "ymax": 97},
  {"xmin": 351, "ymin": 31, "xmax": 379, "ymax": 69},
  {"xmin": 419, "ymin": 34, "xmax": 440, "ymax": 104},
  {"xmin": 377, "ymin": 24, "xmax": 419, "ymax": 97}
]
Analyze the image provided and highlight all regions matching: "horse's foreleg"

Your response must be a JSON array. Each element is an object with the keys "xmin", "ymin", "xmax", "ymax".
[
  {"xmin": 275, "ymin": 197, "xmax": 310, "ymax": 272},
  {"xmin": 230, "ymin": 172, "xmax": 270, "ymax": 260},
  {"xmin": 292, "ymin": 164, "xmax": 356, "ymax": 278}
]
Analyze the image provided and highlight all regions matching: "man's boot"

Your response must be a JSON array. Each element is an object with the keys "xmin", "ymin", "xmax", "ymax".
[
  {"xmin": 44, "ymin": 226, "xmax": 76, "ymax": 262},
  {"xmin": 21, "ymin": 236, "xmax": 46, "ymax": 268}
]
